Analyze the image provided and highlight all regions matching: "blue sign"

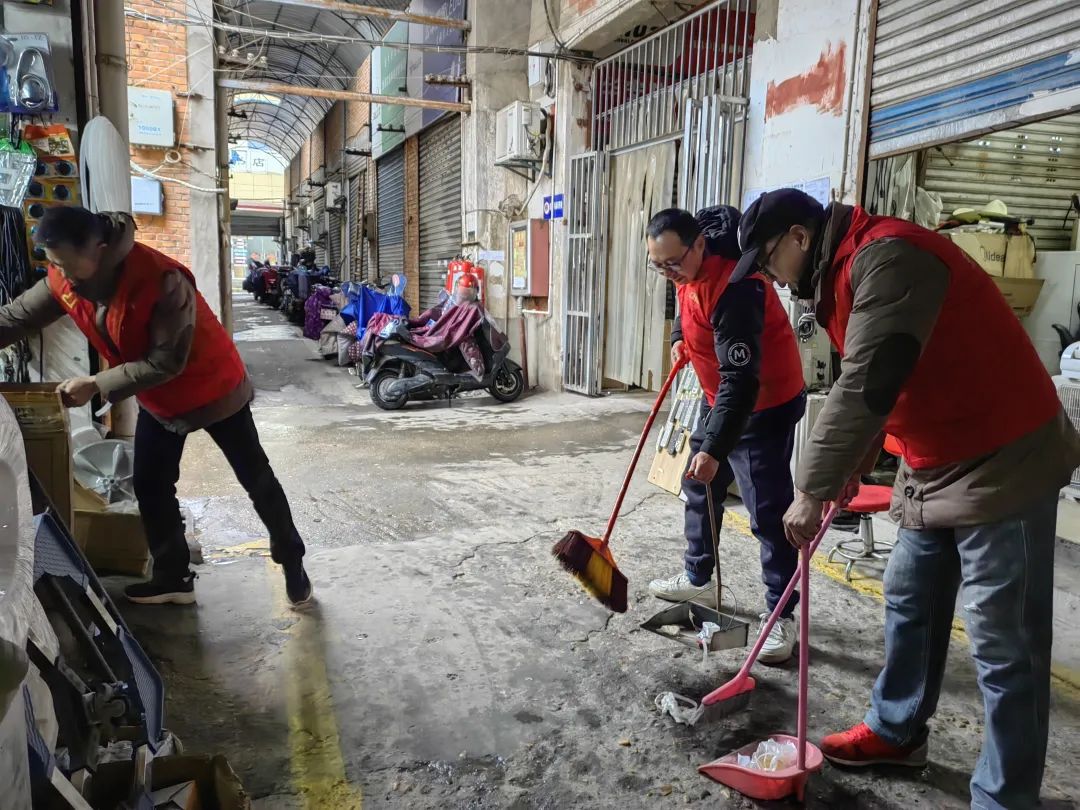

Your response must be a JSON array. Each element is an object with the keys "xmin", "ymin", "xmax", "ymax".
[{"xmin": 543, "ymin": 194, "xmax": 565, "ymax": 220}]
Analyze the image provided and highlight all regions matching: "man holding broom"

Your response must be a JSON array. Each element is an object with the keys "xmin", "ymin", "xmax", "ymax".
[
  {"xmin": 732, "ymin": 188, "xmax": 1080, "ymax": 808},
  {"xmin": 644, "ymin": 206, "xmax": 806, "ymax": 664}
]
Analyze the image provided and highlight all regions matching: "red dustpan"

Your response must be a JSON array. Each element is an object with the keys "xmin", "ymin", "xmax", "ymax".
[{"xmin": 698, "ymin": 507, "xmax": 838, "ymax": 801}]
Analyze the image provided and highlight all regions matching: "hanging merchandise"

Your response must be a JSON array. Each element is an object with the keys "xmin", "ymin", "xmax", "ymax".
[
  {"xmin": 0, "ymin": 136, "xmax": 36, "ymax": 207},
  {"xmin": 79, "ymin": 116, "xmax": 132, "ymax": 213},
  {"xmin": 19, "ymin": 124, "xmax": 80, "ymax": 280},
  {"xmin": 0, "ymin": 34, "xmax": 59, "ymax": 115},
  {"xmin": 0, "ymin": 205, "xmax": 35, "ymax": 382}
]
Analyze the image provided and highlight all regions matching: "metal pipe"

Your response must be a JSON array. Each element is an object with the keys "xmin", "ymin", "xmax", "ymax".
[
  {"xmin": 218, "ymin": 78, "xmax": 471, "ymax": 112},
  {"xmin": 258, "ymin": 0, "xmax": 471, "ymax": 30}
]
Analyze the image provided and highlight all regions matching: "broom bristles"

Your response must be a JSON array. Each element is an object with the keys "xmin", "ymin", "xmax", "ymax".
[{"xmin": 553, "ymin": 530, "xmax": 628, "ymax": 613}]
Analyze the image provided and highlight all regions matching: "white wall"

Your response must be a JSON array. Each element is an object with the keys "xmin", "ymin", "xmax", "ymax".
[{"xmin": 741, "ymin": 0, "xmax": 871, "ymax": 205}]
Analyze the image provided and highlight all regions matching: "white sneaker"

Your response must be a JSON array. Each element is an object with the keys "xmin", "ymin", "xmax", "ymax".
[
  {"xmin": 648, "ymin": 571, "xmax": 716, "ymax": 603},
  {"xmin": 757, "ymin": 613, "xmax": 796, "ymax": 665}
]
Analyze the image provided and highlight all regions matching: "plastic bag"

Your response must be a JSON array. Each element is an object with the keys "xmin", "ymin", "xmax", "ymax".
[{"xmin": 0, "ymin": 138, "xmax": 36, "ymax": 207}]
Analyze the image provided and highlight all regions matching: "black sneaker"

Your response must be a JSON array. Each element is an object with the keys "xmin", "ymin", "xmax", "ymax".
[
  {"xmin": 125, "ymin": 573, "xmax": 197, "ymax": 605},
  {"xmin": 283, "ymin": 561, "xmax": 313, "ymax": 607}
]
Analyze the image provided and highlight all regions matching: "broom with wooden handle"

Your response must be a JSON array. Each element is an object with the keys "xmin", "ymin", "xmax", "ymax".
[{"xmin": 552, "ymin": 358, "xmax": 688, "ymax": 613}]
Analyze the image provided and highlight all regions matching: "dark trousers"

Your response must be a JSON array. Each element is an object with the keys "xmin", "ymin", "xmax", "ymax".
[
  {"xmin": 133, "ymin": 405, "xmax": 305, "ymax": 581},
  {"xmin": 683, "ymin": 393, "xmax": 805, "ymax": 617}
]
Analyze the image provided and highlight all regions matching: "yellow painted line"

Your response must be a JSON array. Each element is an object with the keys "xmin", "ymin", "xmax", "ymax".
[
  {"xmin": 266, "ymin": 559, "xmax": 363, "ymax": 809},
  {"xmin": 723, "ymin": 511, "xmax": 1080, "ymax": 702}
]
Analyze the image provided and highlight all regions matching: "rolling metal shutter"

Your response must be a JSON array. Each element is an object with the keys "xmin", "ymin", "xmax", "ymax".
[
  {"xmin": 376, "ymin": 147, "xmax": 406, "ymax": 280},
  {"xmin": 328, "ymin": 203, "xmax": 344, "ymax": 276},
  {"xmin": 923, "ymin": 114, "xmax": 1080, "ymax": 251},
  {"xmin": 230, "ymin": 212, "xmax": 282, "ymax": 238},
  {"xmin": 348, "ymin": 173, "xmax": 365, "ymax": 281},
  {"xmin": 418, "ymin": 115, "xmax": 462, "ymax": 308},
  {"xmin": 869, "ymin": 0, "xmax": 1080, "ymax": 158},
  {"xmin": 312, "ymin": 193, "xmax": 327, "ymax": 267}
]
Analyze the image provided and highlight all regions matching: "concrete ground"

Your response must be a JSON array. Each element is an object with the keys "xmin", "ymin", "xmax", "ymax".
[{"xmin": 106, "ymin": 297, "xmax": 1080, "ymax": 809}]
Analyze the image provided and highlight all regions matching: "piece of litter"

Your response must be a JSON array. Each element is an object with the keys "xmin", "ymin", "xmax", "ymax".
[
  {"xmin": 658, "ymin": 624, "xmax": 683, "ymax": 637},
  {"xmin": 654, "ymin": 692, "xmax": 704, "ymax": 727},
  {"xmin": 618, "ymin": 738, "xmax": 632, "ymax": 747},
  {"xmin": 735, "ymin": 738, "xmax": 799, "ymax": 772},
  {"xmin": 697, "ymin": 621, "xmax": 721, "ymax": 662},
  {"xmin": 659, "ymin": 784, "xmax": 673, "ymax": 796}
]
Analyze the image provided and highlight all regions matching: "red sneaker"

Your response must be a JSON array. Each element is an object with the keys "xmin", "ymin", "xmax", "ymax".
[{"xmin": 820, "ymin": 723, "xmax": 928, "ymax": 767}]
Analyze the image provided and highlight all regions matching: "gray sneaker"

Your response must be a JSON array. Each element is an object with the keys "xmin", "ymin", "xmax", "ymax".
[
  {"xmin": 757, "ymin": 613, "xmax": 796, "ymax": 664},
  {"xmin": 648, "ymin": 571, "xmax": 716, "ymax": 602}
]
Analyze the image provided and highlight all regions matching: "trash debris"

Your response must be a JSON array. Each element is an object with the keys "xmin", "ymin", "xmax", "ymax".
[
  {"xmin": 735, "ymin": 738, "xmax": 799, "ymax": 772},
  {"xmin": 696, "ymin": 621, "xmax": 721, "ymax": 662},
  {"xmin": 654, "ymin": 692, "xmax": 704, "ymax": 727},
  {"xmin": 618, "ymin": 738, "xmax": 633, "ymax": 747}
]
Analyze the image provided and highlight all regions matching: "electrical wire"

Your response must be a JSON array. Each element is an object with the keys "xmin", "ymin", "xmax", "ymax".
[
  {"xmin": 0, "ymin": 205, "xmax": 35, "ymax": 383},
  {"xmin": 124, "ymin": 9, "xmax": 595, "ymax": 63}
]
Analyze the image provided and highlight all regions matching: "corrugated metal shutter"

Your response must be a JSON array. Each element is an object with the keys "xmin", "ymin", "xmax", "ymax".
[
  {"xmin": 869, "ymin": 0, "xmax": 1080, "ymax": 157},
  {"xmin": 328, "ymin": 200, "xmax": 344, "ymax": 276},
  {"xmin": 348, "ymin": 173, "xmax": 365, "ymax": 281},
  {"xmin": 230, "ymin": 212, "xmax": 282, "ymax": 238},
  {"xmin": 418, "ymin": 115, "xmax": 462, "ymax": 308},
  {"xmin": 312, "ymin": 193, "xmax": 327, "ymax": 267},
  {"xmin": 376, "ymin": 147, "xmax": 405, "ymax": 279},
  {"xmin": 923, "ymin": 114, "xmax": 1080, "ymax": 251}
]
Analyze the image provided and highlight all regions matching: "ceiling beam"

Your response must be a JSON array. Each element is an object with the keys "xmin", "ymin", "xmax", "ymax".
[
  {"xmin": 259, "ymin": 0, "xmax": 470, "ymax": 31},
  {"xmin": 220, "ymin": 78, "xmax": 470, "ymax": 113}
]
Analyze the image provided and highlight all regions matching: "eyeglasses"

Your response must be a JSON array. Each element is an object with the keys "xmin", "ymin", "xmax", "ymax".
[
  {"xmin": 756, "ymin": 232, "xmax": 787, "ymax": 279},
  {"xmin": 648, "ymin": 243, "xmax": 693, "ymax": 275}
]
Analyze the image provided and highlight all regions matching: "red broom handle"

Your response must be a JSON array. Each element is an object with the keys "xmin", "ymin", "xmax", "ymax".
[{"xmin": 600, "ymin": 358, "xmax": 689, "ymax": 546}]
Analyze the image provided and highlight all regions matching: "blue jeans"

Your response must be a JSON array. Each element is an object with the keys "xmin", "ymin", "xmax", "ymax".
[
  {"xmin": 865, "ymin": 494, "xmax": 1057, "ymax": 809},
  {"xmin": 683, "ymin": 394, "xmax": 805, "ymax": 616}
]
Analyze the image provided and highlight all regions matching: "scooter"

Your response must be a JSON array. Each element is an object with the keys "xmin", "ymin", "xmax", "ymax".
[{"xmin": 363, "ymin": 316, "xmax": 525, "ymax": 410}]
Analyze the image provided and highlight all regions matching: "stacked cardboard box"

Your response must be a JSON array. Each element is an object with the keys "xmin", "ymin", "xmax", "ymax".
[{"xmin": 942, "ymin": 230, "xmax": 1044, "ymax": 316}]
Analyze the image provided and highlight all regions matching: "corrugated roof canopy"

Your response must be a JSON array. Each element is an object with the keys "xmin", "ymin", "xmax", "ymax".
[{"xmin": 217, "ymin": 1, "xmax": 410, "ymax": 160}]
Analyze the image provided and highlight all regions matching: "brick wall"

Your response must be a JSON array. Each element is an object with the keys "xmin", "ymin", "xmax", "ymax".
[
  {"xmin": 310, "ymin": 120, "xmax": 326, "ymax": 182},
  {"xmin": 404, "ymin": 135, "xmax": 420, "ymax": 312},
  {"xmin": 347, "ymin": 58, "xmax": 372, "ymax": 139},
  {"xmin": 126, "ymin": 0, "xmax": 193, "ymax": 267},
  {"xmin": 300, "ymin": 138, "xmax": 311, "ymax": 180},
  {"xmin": 325, "ymin": 102, "xmax": 345, "ymax": 176}
]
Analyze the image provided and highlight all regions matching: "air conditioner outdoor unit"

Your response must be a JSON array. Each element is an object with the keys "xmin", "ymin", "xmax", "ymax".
[
  {"xmin": 326, "ymin": 181, "xmax": 344, "ymax": 209},
  {"xmin": 495, "ymin": 101, "xmax": 541, "ymax": 165}
]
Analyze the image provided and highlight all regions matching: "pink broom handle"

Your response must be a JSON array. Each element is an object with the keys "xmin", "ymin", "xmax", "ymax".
[{"xmin": 600, "ymin": 358, "xmax": 689, "ymax": 546}]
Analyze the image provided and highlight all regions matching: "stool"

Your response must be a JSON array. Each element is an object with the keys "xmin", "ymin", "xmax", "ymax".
[{"xmin": 827, "ymin": 484, "xmax": 895, "ymax": 581}]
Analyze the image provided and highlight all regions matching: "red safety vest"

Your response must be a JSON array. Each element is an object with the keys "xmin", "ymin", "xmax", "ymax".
[
  {"xmin": 822, "ymin": 207, "xmax": 1059, "ymax": 469},
  {"xmin": 48, "ymin": 243, "xmax": 247, "ymax": 420},
  {"xmin": 677, "ymin": 255, "xmax": 804, "ymax": 409}
]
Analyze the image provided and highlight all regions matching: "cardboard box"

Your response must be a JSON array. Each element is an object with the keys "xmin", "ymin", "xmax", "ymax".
[
  {"xmin": 72, "ymin": 482, "xmax": 150, "ymax": 577},
  {"xmin": 91, "ymin": 754, "xmax": 250, "ymax": 810},
  {"xmin": 0, "ymin": 384, "xmax": 73, "ymax": 529},
  {"xmin": 151, "ymin": 780, "xmax": 201, "ymax": 810},
  {"xmin": 944, "ymin": 231, "xmax": 1036, "ymax": 278},
  {"xmin": 991, "ymin": 276, "xmax": 1045, "ymax": 318}
]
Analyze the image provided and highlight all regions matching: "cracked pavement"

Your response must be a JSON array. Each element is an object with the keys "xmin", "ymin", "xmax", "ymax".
[{"xmin": 106, "ymin": 298, "xmax": 1080, "ymax": 809}]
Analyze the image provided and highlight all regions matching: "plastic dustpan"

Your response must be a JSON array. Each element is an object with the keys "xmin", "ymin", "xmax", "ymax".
[{"xmin": 698, "ymin": 734, "xmax": 823, "ymax": 801}]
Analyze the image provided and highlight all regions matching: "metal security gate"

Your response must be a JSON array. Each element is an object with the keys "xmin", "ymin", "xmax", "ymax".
[
  {"xmin": 562, "ymin": 1, "xmax": 754, "ymax": 395},
  {"xmin": 418, "ymin": 115, "xmax": 462, "ymax": 307},
  {"xmin": 376, "ymin": 147, "xmax": 406, "ymax": 279},
  {"xmin": 562, "ymin": 152, "xmax": 608, "ymax": 396},
  {"xmin": 923, "ymin": 114, "xmax": 1080, "ymax": 251},
  {"xmin": 348, "ymin": 173, "xmax": 365, "ymax": 281},
  {"xmin": 868, "ymin": 0, "xmax": 1080, "ymax": 157}
]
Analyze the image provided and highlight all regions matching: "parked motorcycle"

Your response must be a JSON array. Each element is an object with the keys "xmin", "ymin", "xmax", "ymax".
[{"xmin": 363, "ymin": 316, "xmax": 525, "ymax": 410}]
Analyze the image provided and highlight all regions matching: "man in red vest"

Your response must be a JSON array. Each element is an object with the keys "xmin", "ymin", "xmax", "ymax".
[
  {"xmin": 645, "ymin": 207, "xmax": 806, "ymax": 664},
  {"xmin": 0, "ymin": 206, "xmax": 312, "ymax": 607},
  {"xmin": 730, "ymin": 189, "xmax": 1080, "ymax": 808}
]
